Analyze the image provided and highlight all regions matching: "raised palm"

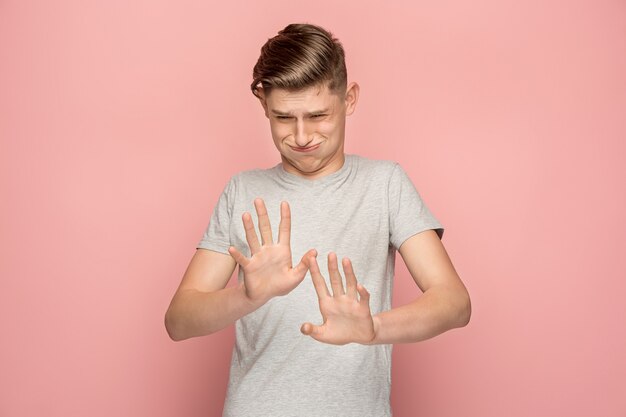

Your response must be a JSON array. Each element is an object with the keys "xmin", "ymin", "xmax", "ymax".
[
  {"xmin": 300, "ymin": 252, "xmax": 376, "ymax": 345},
  {"xmin": 228, "ymin": 198, "xmax": 316, "ymax": 306}
]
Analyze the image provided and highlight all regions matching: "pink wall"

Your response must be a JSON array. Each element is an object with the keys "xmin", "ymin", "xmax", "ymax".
[{"xmin": 1, "ymin": 1, "xmax": 625, "ymax": 416}]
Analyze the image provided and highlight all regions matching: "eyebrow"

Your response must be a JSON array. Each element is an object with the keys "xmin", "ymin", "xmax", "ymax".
[{"xmin": 270, "ymin": 108, "xmax": 330, "ymax": 116}]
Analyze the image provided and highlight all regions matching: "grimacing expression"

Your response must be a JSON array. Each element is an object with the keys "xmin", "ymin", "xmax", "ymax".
[{"xmin": 258, "ymin": 82, "xmax": 359, "ymax": 179}]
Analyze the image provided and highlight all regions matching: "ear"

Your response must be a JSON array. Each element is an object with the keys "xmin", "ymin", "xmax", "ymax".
[
  {"xmin": 256, "ymin": 85, "xmax": 270, "ymax": 118},
  {"xmin": 344, "ymin": 82, "xmax": 359, "ymax": 116}
]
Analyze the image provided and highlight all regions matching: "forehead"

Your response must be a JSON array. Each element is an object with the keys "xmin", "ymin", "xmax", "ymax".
[{"xmin": 266, "ymin": 84, "xmax": 341, "ymax": 112}]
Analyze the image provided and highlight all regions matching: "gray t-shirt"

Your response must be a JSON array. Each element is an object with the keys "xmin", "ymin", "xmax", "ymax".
[{"xmin": 197, "ymin": 154, "xmax": 444, "ymax": 417}]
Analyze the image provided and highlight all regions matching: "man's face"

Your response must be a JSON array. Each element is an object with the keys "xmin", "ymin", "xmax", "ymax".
[{"xmin": 259, "ymin": 81, "xmax": 359, "ymax": 179}]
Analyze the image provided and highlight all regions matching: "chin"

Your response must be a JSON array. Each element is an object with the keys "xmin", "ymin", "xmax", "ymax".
[{"xmin": 284, "ymin": 155, "xmax": 323, "ymax": 172}]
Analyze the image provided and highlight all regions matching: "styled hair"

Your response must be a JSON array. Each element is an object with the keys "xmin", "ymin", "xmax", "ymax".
[{"xmin": 251, "ymin": 23, "xmax": 347, "ymax": 99}]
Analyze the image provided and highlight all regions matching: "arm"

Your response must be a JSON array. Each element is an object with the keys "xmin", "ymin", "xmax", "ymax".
[
  {"xmin": 300, "ymin": 229, "xmax": 470, "ymax": 345},
  {"xmin": 369, "ymin": 229, "xmax": 471, "ymax": 344},
  {"xmin": 165, "ymin": 199, "xmax": 315, "ymax": 341},
  {"xmin": 165, "ymin": 249, "xmax": 248, "ymax": 341}
]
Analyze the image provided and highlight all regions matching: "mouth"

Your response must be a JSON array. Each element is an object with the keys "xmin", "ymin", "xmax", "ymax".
[{"xmin": 290, "ymin": 143, "xmax": 321, "ymax": 153}]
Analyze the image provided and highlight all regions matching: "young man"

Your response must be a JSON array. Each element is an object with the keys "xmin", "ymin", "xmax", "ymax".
[{"xmin": 165, "ymin": 23, "xmax": 470, "ymax": 417}]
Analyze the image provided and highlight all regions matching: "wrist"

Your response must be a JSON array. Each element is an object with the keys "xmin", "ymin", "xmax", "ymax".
[
  {"xmin": 362, "ymin": 315, "xmax": 382, "ymax": 345},
  {"xmin": 238, "ymin": 282, "xmax": 269, "ymax": 311}
]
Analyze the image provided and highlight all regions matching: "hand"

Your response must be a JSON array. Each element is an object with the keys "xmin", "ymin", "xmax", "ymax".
[
  {"xmin": 300, "ymin": 252, "xmax": 377, "ymax": 345},
  {"xmin": 228, "ymin": 198, "xmax": 316, "ymax": 307}
]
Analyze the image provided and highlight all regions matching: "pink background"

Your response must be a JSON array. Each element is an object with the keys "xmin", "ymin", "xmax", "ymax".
[{"xmin": 1, "ymin": 1, "xmax": 625, "ymax": 416}]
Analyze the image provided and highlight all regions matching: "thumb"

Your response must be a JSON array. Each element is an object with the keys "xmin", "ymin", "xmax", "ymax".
[
  {"xmin": 293, "ymin": 249, "xmax": 318, "ymax": 278},
  {"xmin": 300, "ymin": 322, "xmax": 323, "ymax": 338},
  {"xmin": 357, "ymin": 284, "xmax": 371, "ymax": 305}
]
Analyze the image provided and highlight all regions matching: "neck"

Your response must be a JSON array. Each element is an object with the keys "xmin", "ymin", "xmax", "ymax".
[{"xmin": 281, "ymin": 152, "xmax": 346, "ymax": 180}]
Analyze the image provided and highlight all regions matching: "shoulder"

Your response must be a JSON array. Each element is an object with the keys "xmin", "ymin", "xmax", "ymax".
[
  {"xmin": 222, "ymin": 164, "xmax": 282, "ymax": 194},
  {"xmin": 349, "ymin": 154, "xmax": 402, "ymax": 181},
  {"xmin": 229, "ymin": 163, "xmax": 280, "ymax": 182}
]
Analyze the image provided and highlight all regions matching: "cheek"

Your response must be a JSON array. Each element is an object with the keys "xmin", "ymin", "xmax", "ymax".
[
  {"xmin": 318, "ymin": 120, "xmax": 337, "ymax": 135},
  {"xmin": 269, "ymin": 122, "xmax": 290, "ymax": 140}
]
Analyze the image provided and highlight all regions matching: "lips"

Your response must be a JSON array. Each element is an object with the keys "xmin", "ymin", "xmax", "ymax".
[{"xmin": 291, "ymin": 143, "xmax": 321, "ymax": 152}]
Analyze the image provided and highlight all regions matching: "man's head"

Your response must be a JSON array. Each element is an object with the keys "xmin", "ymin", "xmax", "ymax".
[{"xmin": 251, "ymin": 23, "xmax": 359, "ymax": 179}]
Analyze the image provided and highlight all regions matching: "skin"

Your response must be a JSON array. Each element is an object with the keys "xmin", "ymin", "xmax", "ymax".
[
  {"xmin": 164, "ymin": 81, "xmax": 471, "ymax": 344},
  {"xmin": 256, "ymin": 81, "xmax": 358, "ymax": 179}
]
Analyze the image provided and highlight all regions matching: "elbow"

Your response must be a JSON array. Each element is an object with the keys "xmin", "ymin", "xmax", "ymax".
[
  {"xmin": 164, "ymin": 309, "xmax": 187, "ymax": 342},
  {"xmin": 454, "ymin": 289, "xmax": 472, "ymax": 328}
]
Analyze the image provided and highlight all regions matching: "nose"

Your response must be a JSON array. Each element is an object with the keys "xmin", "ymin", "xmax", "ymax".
[{"xmin": 293, "ymin": 118, "xmax": 313, "ymax": 147}]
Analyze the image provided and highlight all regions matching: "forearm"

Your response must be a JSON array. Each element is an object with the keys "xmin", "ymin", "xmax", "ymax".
[
  {"xmin": 165, "ymin": 283, "xmax": 258, "ymax": 341},
  {"xmin": 368, "ymin": 285, "xmax": 471, "ymax": 344}
]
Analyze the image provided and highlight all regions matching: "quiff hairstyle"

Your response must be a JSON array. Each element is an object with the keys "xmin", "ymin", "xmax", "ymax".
[{"xmin": 251, "ymin": 23, "xmax": 347, "ymax": 99}]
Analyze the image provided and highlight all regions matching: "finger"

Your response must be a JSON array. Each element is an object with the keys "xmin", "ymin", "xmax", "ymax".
[
  {"xmin": 300, "ymin": 322, "xmax": 324, "ymax": 338},
  {"xmin": 357, "ymin": 284, "xmax": 371, "ymax": 306},
  {"xmin": 308, "ymin": 255, "xmax": 330, "ymax": 298},
  {"xmin": 254, "ymin": 198, "xmax": 273, "ymax": 245},
  {"xmin": 242, "ymin": 212, "xmax": 261, "ymax": 254},
  {"xmin": 342, "ymin": 257, "xmax": 358, "ymax": 299},
  {"xmin": 293, "ymin": 249, "xmax": 317, "ymax": 280},
  {"xmin": 328, "ymin": 252, "xmax": 345, "ymax": 297},
  {"xmin": 277, "ymin": 201, "xmax": 291, "ymax": 246},
  {"xmin": 228, "ymin": 246, "xmax": 249, "ymax": 268}
]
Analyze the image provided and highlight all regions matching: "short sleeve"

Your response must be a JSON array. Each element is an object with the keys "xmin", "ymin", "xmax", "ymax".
[
  {"xmin": 388, "ymin": 163, "xmax": 444, "ymax": 249},
  {"xmin": 196, "ymin": 176, "xmax": 236, "ymax": 254}
]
